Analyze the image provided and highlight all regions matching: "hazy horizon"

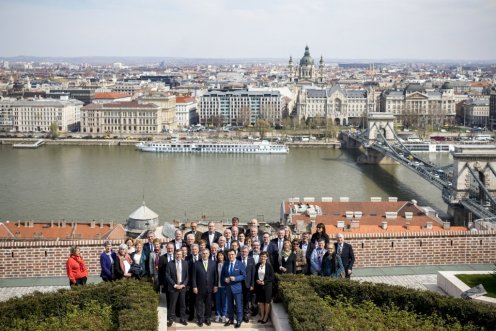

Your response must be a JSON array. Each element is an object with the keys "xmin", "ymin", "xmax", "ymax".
[{"xmin": 1, "ymin": 0, "xmax": 495, "ymax": 61}]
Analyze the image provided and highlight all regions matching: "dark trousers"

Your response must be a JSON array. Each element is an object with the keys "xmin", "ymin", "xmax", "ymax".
[
  {"xmin": 186, "ymin": 288, "xmax": 196, "ymax": 318},
  {"xmin": 70, "ymin": 276, "xmax": 87, "ymax": 287},
  {"xmin": 242, "ymin": 285, "xmax": 252, "ymax": 317},
  {"xmin": 168, "ymin": 288, "xmax": 187, "ymax": 321},
  {"xmin": 227, "ymin": 288, "xmax": 243, "ymax": 322},
  {"xmin": 195, "ymin": 291, "xmax": 213, "ymax": 322}
]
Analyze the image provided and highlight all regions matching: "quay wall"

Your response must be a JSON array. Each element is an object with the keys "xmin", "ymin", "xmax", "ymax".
[{"xmin": 0, "ymin": 232, "xmax": 495, "ymax": 279}]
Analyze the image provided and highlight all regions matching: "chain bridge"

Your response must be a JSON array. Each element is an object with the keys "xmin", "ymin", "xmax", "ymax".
[{"xmin": 341, "ymin": 112, "xmax": 496, "ymax": 223}]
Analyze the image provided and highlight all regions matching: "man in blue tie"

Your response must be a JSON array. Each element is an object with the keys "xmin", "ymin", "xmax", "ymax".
[{"xmin": 221, "ymin": 249, "xmax": 246, "ymax": 328}]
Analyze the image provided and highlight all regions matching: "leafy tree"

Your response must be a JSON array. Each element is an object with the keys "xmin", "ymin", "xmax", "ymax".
[{"xmin": 49, "ymin": 122, "xmax": 59, "ymax": 138}]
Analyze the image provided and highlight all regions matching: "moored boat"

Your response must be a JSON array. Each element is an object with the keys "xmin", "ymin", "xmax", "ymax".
[{"xmin": 136, "ymin": 140, "xmax": 288, "ymax": 154}]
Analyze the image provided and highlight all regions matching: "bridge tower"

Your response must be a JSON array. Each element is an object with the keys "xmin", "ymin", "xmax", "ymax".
[
  {"xmin": 451, "ymin": 146, "xmax": 496, "ymax": 202},
  {"xmin": 366, "ymin": 112, "xmax": 396, "ymax": 143}
]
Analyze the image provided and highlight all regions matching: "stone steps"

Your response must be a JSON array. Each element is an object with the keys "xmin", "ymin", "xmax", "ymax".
[{"xmin": 168, "ymin": 318, "xmax": 274, "ymax": 331}]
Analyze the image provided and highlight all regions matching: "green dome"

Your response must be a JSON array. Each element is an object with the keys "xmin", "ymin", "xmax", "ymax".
[{"xmin": 300, "ymin": 46, "xmax": 314, "ymax": 66}]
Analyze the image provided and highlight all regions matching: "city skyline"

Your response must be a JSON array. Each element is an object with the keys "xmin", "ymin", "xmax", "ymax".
[{"xmin": 1, "ymin": 0, "xmax": 495, "ymax": 61}]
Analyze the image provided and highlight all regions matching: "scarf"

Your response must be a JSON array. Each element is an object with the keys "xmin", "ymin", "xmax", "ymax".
[{"xmin": 71, "ymin": 255, "xmax": 86, "ymax": 272}]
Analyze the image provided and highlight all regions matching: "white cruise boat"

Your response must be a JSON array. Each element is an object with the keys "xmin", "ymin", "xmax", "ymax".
[{"xmin": 136, "ymin": 140, "xmax": 288, "ymax": 154}]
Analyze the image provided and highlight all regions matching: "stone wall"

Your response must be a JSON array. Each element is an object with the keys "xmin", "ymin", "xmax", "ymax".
[{"xmin": 0, "ymin": 231, "xmax": 495, "ymax": 279}]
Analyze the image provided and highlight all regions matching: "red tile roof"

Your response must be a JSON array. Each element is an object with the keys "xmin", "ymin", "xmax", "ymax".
[
  {"xmin": 95, "ymin": 92, "xmax": 130, "ymax": 99},
  {"xmin": 0, "ymin": 221, "xmax": 127, "ymax": 240},
  {"xmin": 284, "ymin": 199, "xmax": 466, "ymax": 235},
  {"xmin": 176, "ymin": 96, "xmax": 196, "ymax": 104}
]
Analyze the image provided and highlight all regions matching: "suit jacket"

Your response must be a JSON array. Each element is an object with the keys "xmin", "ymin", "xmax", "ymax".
[
  {"xmin": 165, "ymin": 259, "xmax": 189, "ymax": 292},
  {"xmin": 237, "ymin": 256, "xmax": 255, "ymax": 288},
  {"xmin": 220, "ymin": 260, "xmax": 246, "ymax": 295},
  {"xmin": 335, "ymin": 242, "xmax": 355, "ymax": 271},
  {"xmin": 184, "ymin": 230, "xmax": 203, "ymax": 243},
  {"xmin": 260, "ymin": 241, "xmax": 278, "ymax": 265},
  {"xmin": 148, "ymin": 250, "xmax": 165, "ymax": 278},
  {"xmin": 142, "ymin": 242, "xmax": 155, "ymax": 274},
  {"xmin": 170, "ymin": 239, "xmax": 187, "ymax": 251},
  {"xmin": 100, "ymin": 251, "xmax": 117, "ymax": 280},
  {"xmin": 191, "ymin": 259, "xmax": 218, "ymax": 294},
  {"xmin": 228, "ymin": 226, "xmax": 245, "ymax": 235},
  {"xmin": 186, "ymin": 254, "xmax": 201, "ymax": 286},
  {"xmin": 249, "ymin": 251, "xmax": 261, "ymax": 265},
  {"xmin": 254, "ymin": 262, "xmax": 275, "ymax": 285},
  {"xmin": 201, "ymin": 231, "xmax": 222, "ymax": 248},
  {"xmin": 270, "ymin": 238, "xmax": 285, "ymax": 253},
  {"xmin": 276, "ymin": 251, "xmax": 296, "ymax": 274},
  {"xmin": 158, "ymin": 253, "xmax": 174, "ymax": 287}
]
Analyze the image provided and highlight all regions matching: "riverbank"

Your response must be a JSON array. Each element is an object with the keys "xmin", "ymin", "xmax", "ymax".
[{"xmin": 1, "ymin": 137, "xmax": 342, "ymax": 148}]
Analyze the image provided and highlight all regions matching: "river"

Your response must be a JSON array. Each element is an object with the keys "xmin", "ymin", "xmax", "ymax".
[{"xmin": 0, "ymin": 145, "xmax": 452, "ymax": 223}]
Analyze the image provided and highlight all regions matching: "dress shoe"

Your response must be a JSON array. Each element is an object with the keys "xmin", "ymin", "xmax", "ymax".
[
  {"xmin": 243, "ymin": 316, "xmax": 249, "ymax": 323},
  {"xmin": 235, "ymin": 321, "xmax": 242, "ymax": 328},
  {"xmin": 258, "ymin": 319, "xmax": 263, "ymax": 323},
  {"xmin": 188, "ymin": 315, "xmax": 194, "ymax": 321},
  {"xmin": 179, "ymin": 319, "xmax": 188, "ymax": 326},
  {"xmin": 261, "ymin": 319, "xmax": 269, "ymax": 324},
  {"xmin": 205, "ymin": 320, "xmax": 211, "ymax": 326},
  {"xmin": 196, "ymin": 321, "xmax": 203, "ymax": 327},
  {"xmin": 224, "ymin": 320, "xmax": 233, "ymax": 326},
  {"xmin": 167, "ymin": 320, "xmax": 173, "ymax": 327}
]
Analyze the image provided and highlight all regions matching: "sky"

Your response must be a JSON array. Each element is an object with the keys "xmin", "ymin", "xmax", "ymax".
[{"xmin": 0, "ymin": 0, "xmax": 495, "ymax": 60}]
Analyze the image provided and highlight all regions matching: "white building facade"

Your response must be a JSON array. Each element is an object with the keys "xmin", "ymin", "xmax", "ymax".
[
  {"xmin": 175, "ymin": 96, "xmax": 197, "ymax": 127},
  {"xmin": 296, "ymin": 85, "xmax": 375, "ymax": 125},
  {"xmin": 0, "ymin": 97, "xmax": 82, "ymax": 132},
  {"xmin": 199, "ymin": 90, "xmax": 282, "ymax": 126},
  {"xmin": 80, "ymin": 101, "xmax": 162, "ymax": 135}
]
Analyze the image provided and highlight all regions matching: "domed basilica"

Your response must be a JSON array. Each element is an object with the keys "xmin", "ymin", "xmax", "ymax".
[{"xmin": 288, "ymin": 45, "xmax": 325, "ymax": 85}]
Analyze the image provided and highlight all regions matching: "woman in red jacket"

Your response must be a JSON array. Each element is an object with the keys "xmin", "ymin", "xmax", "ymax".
[{"xmin": 66, "ymin": 246, "xmax": 88, "ymax": 286}]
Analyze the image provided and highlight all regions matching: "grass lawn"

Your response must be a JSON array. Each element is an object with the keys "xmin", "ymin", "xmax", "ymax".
[{"xmin": 456, "ymin": 274, "xmax": 496, "ymax": 298}]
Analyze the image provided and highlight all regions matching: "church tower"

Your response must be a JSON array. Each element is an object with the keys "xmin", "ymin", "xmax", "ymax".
[{"xmin": 298, "ymin": 45, "xmax": 315, "ymax": 81}]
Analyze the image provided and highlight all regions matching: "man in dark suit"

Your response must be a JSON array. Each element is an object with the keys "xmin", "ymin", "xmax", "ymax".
[
  {"xmin": 299, "ymin": 232, "xmax": 314, "ymax": 275},
  {"xmin": 335, "ymin": 233, "xmax": 355, "ymax": 279},
  {"xmin": 165, "ymin": 250, "xmax": 189, "ymax": 327},
  {"xmin": 221, "ymin": 249, "xmax": 246, "ymax": 328},
  {"xmin": 184, "ymin": 221, "xmax": 203, "ymax": 243},
  {"xmin": 200, "ymin": 221, "xmax": 222, "ymax": 249},
  {"xmin": 238, "ymin": 246, "xmax": 255, "ymax": 322},
  {"xmin": 247, "ymin": 226, "xmax": 262, "ymax": 244},
  {"xmin": 270, "ymin": 228, "xmax": 286, "ymax": 255},
  {"xmin": 261, "ymin": 232, "xmax": 277, "ymax": 266},
  {"xmin": 192, "ymin": 248, "xmax": 218, "ymax": 327},
  {"xmin": 171, "ymin": 229, "xmax": 187, "ymax": 252},
  {"xmin": 186, "ymin": 244, "xmax": 200, "ymax": 321},
  {"xmin": 142, "ymin": 230, "xmax": 156, "ymax": 276},
  {"xmin": 228, "ymin": 216, "xmax": 245, "ymax": 235}
]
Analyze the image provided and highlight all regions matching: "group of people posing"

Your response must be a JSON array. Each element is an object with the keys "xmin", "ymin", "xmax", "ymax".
[{"xmin": 66, "ymin": 218, "xmax": 355, "ymax": 329}]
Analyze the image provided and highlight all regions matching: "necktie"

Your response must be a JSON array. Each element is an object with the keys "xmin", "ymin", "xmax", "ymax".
[
  {"xmin": 279, "ymin": 240, "xmax": 282, "ymax": 252},
  {"xmin": 229, "ymin": 262, "xmax": 234, "ymax": 275},
  {"xmin": 155, "ymin": 253, "xmax": 159, "ymax": 270},
  {"xmin": 338, "ymin": 245, "xmax": 343, "ymax": 255},
  {"xmin": 168, "ymin": 254, "xmax": 172, "ymax": 262},
  {"xmin": 204, "ymin": 261, "xmax": 207, "ymax": 271},
  {"xmin": 243, "ymin": 258, "xmax": 247, "ymax": 267}
]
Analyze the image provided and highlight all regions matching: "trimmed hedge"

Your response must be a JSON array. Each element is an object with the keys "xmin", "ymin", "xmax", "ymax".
[
  {"xmin": 278, "ymin": 275, "xmax": 496, "ymax": 331},
  {"xmin": 0, "ymin": 279, "xmax": 158, "ymax": 331},
  {"xmin": 278, "ymin": 277, "xmax": 333, "ymax": 331}
]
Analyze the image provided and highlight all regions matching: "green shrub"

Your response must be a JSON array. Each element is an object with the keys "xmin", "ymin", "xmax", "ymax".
[
  {"xmin": 6, "ymin": 300, "xmax": 112, "ymax": 331},
  {"xmin": 307, "ymin": 276, "xmax": 496, "ymax": 330},
  {"xmin": 0, "ymin": 280, "xmax": 158, "ymax": 331},
  {"xmin": 277, "ymin": 275, "xmax": 496, "ymax": 331}
]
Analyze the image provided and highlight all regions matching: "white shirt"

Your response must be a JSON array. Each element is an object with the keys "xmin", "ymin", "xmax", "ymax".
[
  {"xmin": 132, "ymin": 252, "xmax": 141, "ymax": 265},
  {"xmin": 258, "ymin": 264, "xmax": 266, "ymax": 281},
  {"xmin": 176, "ymin": 261, "xmax": 182, "ymax": 283}
]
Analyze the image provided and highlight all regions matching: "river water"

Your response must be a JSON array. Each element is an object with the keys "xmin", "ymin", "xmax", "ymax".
[{"xmin": 0, "ymin": 145, "xmax": 452, "ymax": 223}]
